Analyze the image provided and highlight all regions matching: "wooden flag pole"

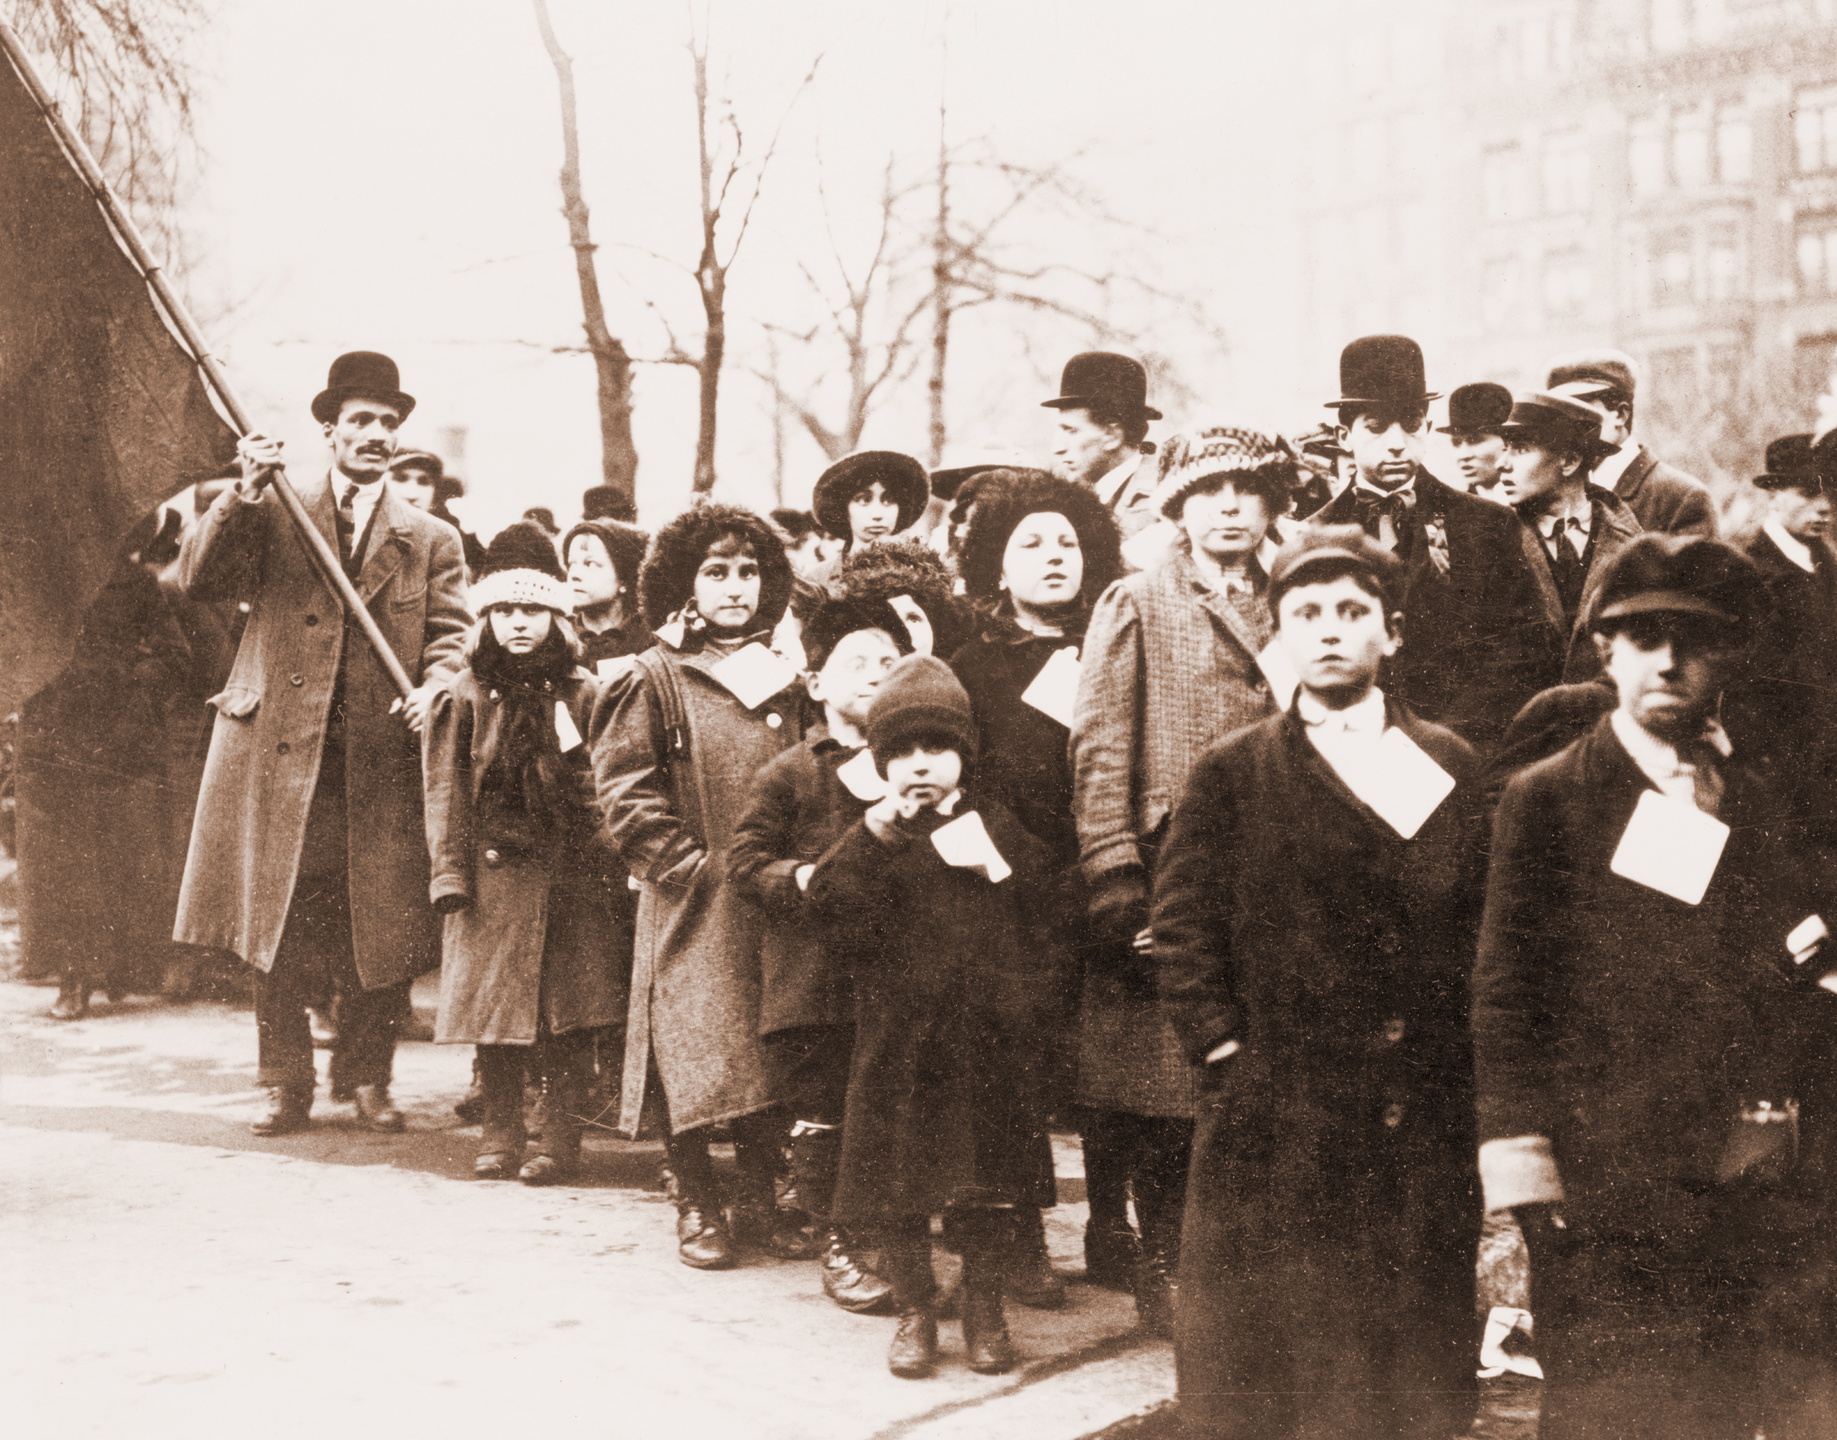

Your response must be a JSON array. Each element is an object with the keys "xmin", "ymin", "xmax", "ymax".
[{"xmin": 0, "ymin": 23, "xmax": 416, "ymax": 699}]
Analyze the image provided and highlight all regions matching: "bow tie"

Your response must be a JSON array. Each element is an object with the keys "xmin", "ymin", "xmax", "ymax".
[{"xmin": 1354, "ymin": 486, "xmax": 1415, "ymax": 551}]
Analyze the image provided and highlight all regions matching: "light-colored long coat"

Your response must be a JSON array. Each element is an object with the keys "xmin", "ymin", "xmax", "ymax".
[
  {"xmin": 423, "ymin": 667, "xmax": 628, "ymax": 1045},
  {"xmin": 590, "ymin": 642, "xmax": 806, "ymax": 1135},
  {"xmin": 172, "ymin": 474, "xmax": 469, "ymax": 987}
]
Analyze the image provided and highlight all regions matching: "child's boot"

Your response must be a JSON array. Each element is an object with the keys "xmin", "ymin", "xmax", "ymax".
[
  {"xmin": 1007, "ymin": 1206, "xmax": 1067, "ymax": 1309},
  {"xmin": 958, "ymin": 1212, "xmax": 1019, "ymax": 1375},
  {"xmin": 879, "ymin": 1221, "xmax": 939, "ymax": 1379},
  {"xmin": 520, "ymin": 1044, "xmax": 587, "ymax": 1186},
  {"xmin": 473, "ymin": 1045, "xmax": 527, "ymax": 1180},
  {"xmin": 793, "ymin": 1122, "xmax": 894, "ymax": 1312},
  {"xmin": 664, "ymin": 1134, "xmax": 736, "ymax": 1270}
]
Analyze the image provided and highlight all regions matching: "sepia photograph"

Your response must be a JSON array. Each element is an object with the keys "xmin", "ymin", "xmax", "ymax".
[{"xmin": 5, "ymin": 2, "xmax": 1837, "ymax": 1437}]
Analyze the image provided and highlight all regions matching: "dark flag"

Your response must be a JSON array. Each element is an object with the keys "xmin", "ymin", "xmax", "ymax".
[{"xmin": 0, "ymin": 43, "xmax": 236, "ymax": 716}]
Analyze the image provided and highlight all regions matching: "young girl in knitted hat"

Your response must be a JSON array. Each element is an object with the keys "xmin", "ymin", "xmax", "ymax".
[{"xmin": 422, "ymin": 538, "xmax": 629, "ymax": 1185}]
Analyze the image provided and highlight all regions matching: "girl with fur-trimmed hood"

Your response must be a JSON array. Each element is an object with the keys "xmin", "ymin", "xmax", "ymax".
[
  {"xmin": 589, "ymin": 504, "xmax": 816, "ymax": 1271},
  {"xmin": 422, "ymin": 532, "xmax": 629, "ymax": 1186}
]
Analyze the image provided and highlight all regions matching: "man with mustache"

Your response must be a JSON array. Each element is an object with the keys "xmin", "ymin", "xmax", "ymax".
[{"xmin": 173, "ymin": 351, "xmax": 470, "ymax": 1136}]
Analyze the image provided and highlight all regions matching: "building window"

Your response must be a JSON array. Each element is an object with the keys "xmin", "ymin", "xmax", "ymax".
[
  {"xmin": 1652, "ymin": 0, "xmax": 1696, "ymax": 53},
  {"xmin": 1705, "ymin": 221, "xmax": 1742, "ymax": 301},
  {"xmin": 1481, "ymin": 258, "xmax": 1523, "ymax": 334},
  {"xmin": 1798, "ymin": 214, "xmax": 1837, "ymax": 296},
  {"xmin": 1716, "ymin": 106, "xmax": 1752, "ymax": 184},
  {"xmin": 1542, "ymin": 250, "xmax": 1592, "ymax": 322},
  {"xmin": 1542, "ymin": 130, "xmax": 1590, "ymax": 213},
  {"xmin": 1629, "ymin": 117, "xmax": 1667, "ymax": 197},
  {"xmin": 1650, "ymin": 227, "xmax": 1695, "ymax": 308},
  {"xmin": 1794, "ymin": 87, "xmax": 1837, "ymax": 174},
  {"xmin": 1672, "ymin": 108, "xmax": 1712, "ymax": 188},
  {"xmin": 1483, "ymin": 144, "xmax": 1528, "ymax": 221}
]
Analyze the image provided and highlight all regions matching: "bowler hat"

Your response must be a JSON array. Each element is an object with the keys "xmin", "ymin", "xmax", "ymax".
[
  {"xmin": 1497, "ymin": 390, "xmax": 1619, "ymax": 461},
  {"xmin": 811, "ymin": 450, "xmax": 931, "ymax": 541},
  {"xmin": 311, "ymin": 351, "xmax": 416, "ymax": 425},
  {"xmin": 1438, "ymin": 382, "xmax": 1514, "ymax": 436},
  {"xmin": 1041, "ymin": 352, "xmax": 1163, "ymax": 422},
  {"xmin": 1546, "ymin": 349, "xmax": 1638, "ymax": 406},
  {"xmin": 1325, "ymin": 335, "xmax": 1440, "ymax": 411},
  {"xmin": 1754, "ymin": 434, "xmax": 1817, "ymax": 492},
  {"xmin": 928, "ymin": 444, "xmax": 1035, "ymax": 500},
  {"xmin": 1591, "ymin": 534, "xmax": 1759, "ymax": 633}
]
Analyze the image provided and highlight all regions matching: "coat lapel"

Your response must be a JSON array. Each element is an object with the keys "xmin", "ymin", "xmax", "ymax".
[
  {"xmin": 355, "ymin": 485, "xmax": 411, "ymax": 601},
  {"xmin": 1570, "ymin": 491, "xmax": 1642, "ymax": 645},
  {"xmin": 1175, "ymin": 552, "xmax": 1267, "ymax": 662}
]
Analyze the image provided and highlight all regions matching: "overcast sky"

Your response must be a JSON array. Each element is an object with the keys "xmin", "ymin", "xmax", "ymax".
[{"xmin": 172, "ymin": 1, "xmax": 1306, "ymax": 534}]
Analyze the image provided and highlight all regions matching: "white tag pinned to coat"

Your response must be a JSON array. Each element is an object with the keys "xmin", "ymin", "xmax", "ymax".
[
  {"xmin": 929, "ymin": 809, "xmax": 1012, "ymax": 883},
  {"xmin": 1021, "ymin": 645, "xmax": 1082, "ymax": 729},
  {"xmin": 594, "ymin": 656, "xmax": 635, "ymax": 681},
  {"xmin": 1610, "ymin": 788, "xmax": 1729, "ymax": 905},
  {"xmin": 1343, "ymin": 728, "xmax": 1456, "ymax": 839},
  {"xmin": 554, "ymin": 701, "xmax": 583, "ymax": 752},
  {"xmin": 1255, "ymin": 641, "xmax": 1300, "ymax": 711},
  {"xmin": 835, "ymin": 747, "xmax": 889, "ymax": 802},
  {"xmin": 707, "ymin": 642, "xmax": 798, "ymax": 710}
]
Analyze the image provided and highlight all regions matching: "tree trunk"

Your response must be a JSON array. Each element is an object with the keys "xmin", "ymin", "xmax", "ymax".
[
  {"xmin": 534, "ymin": 0, "xmax": 638, "ymax": 519},
  {"xmin": 927, "ymin": 102, "xmax": 950, "ymax": 468},
  {"xmin": 688, "ymin": 33, "xmax": 721, "ymax": 497}
]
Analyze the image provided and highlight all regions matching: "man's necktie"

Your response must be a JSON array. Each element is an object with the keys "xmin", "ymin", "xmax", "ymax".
[{"xmin": 336, "ymin": 482, "xmax": 359, "ymax": 570}]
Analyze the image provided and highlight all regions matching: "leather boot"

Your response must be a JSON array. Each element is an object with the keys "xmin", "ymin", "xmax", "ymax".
[
  {"xmin": 1133, "ymin": 1178, "xmax": 1182, "ymax": 1339},
  {"xmin": 1081, "ymin": 1118, "xmax": 1140, "ymax": 1290},
  {"xmin": 521, "ymin": 1061, "xmax": 585, "ymax": 1185},
  {"xmin": 960, "ymin": 1232, "xmax": 1019, "ymax": 1375},
  {"xmin": 665, "ymin": 1163, "xmax": 736, "ymax": 1271},
  {"xmin": 819, "ymin": 1227, "xmax": 895, "ymax": 1314},
  {"xmin": 251, "ymin": 1084, "xmax": 313, "ymax": 1136},
  {"xmin": 728, "ymin": 1175, "xmax": 821, "ymax": 1260},
  {"xmin": 453, "ymin": 1055, "xmax": 486, "ymax": 1125},
  {"xmin": 353, "ymin": 1083, "xmax": 405, "ymax": 1132},
  {"xmin": 49, "ymin": 980, "xmax": 91, "ymax": 1021},
  {"xmin": 880, "ymin": 1224, "xmax": 939, "ymax": 1379},
  {"xmin": 1006, "ymin": 1207, "xmax": 1067, "ymax": 1310}
]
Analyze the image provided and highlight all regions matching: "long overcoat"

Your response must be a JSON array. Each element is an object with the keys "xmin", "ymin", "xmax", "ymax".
[
  {"xmin": 1514, "ymin": 484, "xmax": 1643, "ymax": 686},
  {"xmin": 590, "ymin": 639, "xmax": 806, "ymax": 1135},
  {"xmin": 1613, "ymin": 445, "xmax": 1718, "ymax": 538},
  {"xmin": 1070, "ymin": 547, "xmax": 1279, "ymax": 1118},
  {"xmin": 422, "ymin": 666, "xmax": 628, "ymax": 1045},
  {"xmin": 1153, "ymin": 702, "xmax": 1486, "ymax": 1440},
  {"xmin": 173, "ymin": 475, "xmax": 469, "ymax": 986},
  {"xmin": 1739, "ymin": 527, "xmax": 1837, "ymax": 831},
  {"xmin": 1314, "ymin": 471, "xmax": 1555, "ymax": 746},
  {"xmin": 807, "ymin": 795, "xmax": 1057, "ymax": 1223}
]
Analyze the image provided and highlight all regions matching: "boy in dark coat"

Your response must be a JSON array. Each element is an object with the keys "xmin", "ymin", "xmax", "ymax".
[
  {"xmin": 1476, "ymin": 534, "xmax": 1837, "ymax": 1439},
  {"xmin": 727, "ymin": 594, "xmax": 912, "ymax": 1315},
  {"xmin": 807, "ymin": 655, "xmax": 1055, "ymax": 1380},
  {"xmin": 1154, "ymin": 525, "xmax": 1487, "ymax": 1440}
]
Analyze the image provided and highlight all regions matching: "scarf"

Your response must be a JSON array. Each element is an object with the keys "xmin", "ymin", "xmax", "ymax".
[{"xmin": 468, "ymin": 625, "xmax": 578, "ymax": 860}]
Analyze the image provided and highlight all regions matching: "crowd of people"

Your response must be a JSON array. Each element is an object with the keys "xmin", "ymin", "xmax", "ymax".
[{"xmin": 13, "ymin": 335, "xmax": 1837, "ymax": 1438}]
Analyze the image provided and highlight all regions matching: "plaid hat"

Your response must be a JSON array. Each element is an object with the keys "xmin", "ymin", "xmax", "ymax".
[
  {"xmin": 866, "ymin": 654, "xmax": 978, "ymax": 771},
  {"xmin": 1154, "ymin": 424, "xmax": 1297, "ymax": 519},
  {"xmin": 1591, "ymin": 534, "xmax": 1760, "ymax": 634},
  {"xmin": 1268, "ymin": 524, "xmax": 1405, "ymax": 614}
]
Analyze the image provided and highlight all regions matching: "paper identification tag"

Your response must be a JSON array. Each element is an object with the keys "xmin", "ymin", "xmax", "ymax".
[
  {"xmin": 1346, "ymin": 728, "xmax": 1456, "ymax": 839},
  {"xmin": 1255, "ymin": 641, "xmax": 1300, "ymax": 711},
  {"xmin": 1788, "ymin": 914, "xmax": 1829, "ymax": 964},
  {"xmin": 594, "ymin": 656, "xmax": 635, "ymax": 681},
  {"xmin": 835, "ymin": 747, "xmax": 889, "ymax": 802},
  {"xmin": 707, "ymin": 643, "xmax": 798, "ymax": 710},
  {"xmin": 554, "ymin": 701, "xmax": 583, "ymax": 752},
  {"xmin": 655, "ymin": 615, "xmax": 688, "ymax": 650},
  {"xmin": 929, "ymin": 809, "xmax": 1012, "ymax": 883},
  {"xmin": 1610, "ymin": 789, "xmax": 1729, "ymax": 905},
  {"xmin": 1021, "ymin": 646, "xmax": 1082, "ymax": 729}
]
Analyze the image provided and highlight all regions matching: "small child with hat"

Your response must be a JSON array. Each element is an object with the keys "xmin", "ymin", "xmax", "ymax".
[
  {"xmin": 806, "ymin": 654, "xmax": 1057, "ymax": 1380},
  {"xmin": 422, "ymin": 530, "xmax": 629, "ymax": 1185}
]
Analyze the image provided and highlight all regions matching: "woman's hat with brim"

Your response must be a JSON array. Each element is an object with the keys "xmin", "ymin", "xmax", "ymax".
[
  {"xmin": 928, "ymin": 444, "xmax": 1035, "ymax": 499},
  {"xmin": 1754, "ymin": 434, "xmax": 1817, "ymax": 492},
  {"xmin": 812, "ymin": 450, "xmax": 930, "ymax": 540},
  {"xmin": 1437, "ymin": 382, "xmax": 1514, "ymax": 436},
  {"xmin": 1040, "ymin": 352, "xmax": 1163, "ymax": 421},
  {"xmin": 311, "ymin": 351, "xmax": 416, "ymax": 425},
  {"xmin": 1497, "ymin": 390, "xmax": 1619, "ymax": 461},
  {"xmin": 1592, "ymin": 534, "xmax": 1759, "ymax": 632},
  {"xmin": 1154, "ymin": 424, "xmax": 1297, "ymax": 520},
  {"xmin": 1325, "ymin": 334, "xmax": 1440, "ymax": 410}
]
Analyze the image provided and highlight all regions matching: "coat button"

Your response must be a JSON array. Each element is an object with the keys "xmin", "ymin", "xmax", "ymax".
[
  {"xmin": 304, "ymin": 614, "xmax": 319, "ymax": 627},
  {"xmin": 290, "ymin": 674, "xmax": 304, "ymax": 686},
  {"xmin": 766, "ymin": 712, "xmax": 783, "ymax": 729},
  {"xmin": 276, "ymin": 742, "xmax": 290, "ymax": 755},
  {"xmin": 1382, "ymin": 1103, "xmax": 1404, "ymax": 1129},
  {"xmin": 1383, "ymin": 1018, "xmax": 1405, "ymax": 1043},
  {"xmin": 483, "ymin": 849, "xmax": 502, "ymax": 867}
]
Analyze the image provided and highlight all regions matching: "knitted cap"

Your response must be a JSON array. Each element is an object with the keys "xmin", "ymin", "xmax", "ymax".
[
  {"xmin": 472, "ymin": 520, "xmax": 572, "ymax": 614},
  {"xmin": 866, "ymin": 654, "xmax": 978, "ymax": 771},
  {"xmin": 1154, "ymin": 424, "xmax": 1296, "ymax": 519},
  {"xmin": 481, "ymin": 521, "xmax": 565, "ymax": 581}
]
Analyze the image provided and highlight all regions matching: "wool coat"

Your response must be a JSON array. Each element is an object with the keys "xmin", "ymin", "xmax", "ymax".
[
  {"xmin": 726, "ymin": 731, "xmax": 874, "ymax": 1036},
  {"xmin": 1153, "ymin": 702, "xmax": 1485, "ymax": 1440},
  {"xmin": 590, "ymin": 637, "xmax": 807, "ymax": 1135},
  {"xmin": 172, "ymin": 475, "xmax": 469, "ymax": 986},
  {"xmin": 1612, "ymin": 445, "xmax": 1718, "ymax": 538},
  {"xmin": 1070, "ymin": 547, "xmax": 1279, "ymax": 1118},
  {"xmin": 1314, "ymin": 470, "xmax": 1556, "ymax": 746},
  {"xmin": 1740, "ymin": 527, "xmax": 1837, "ymax": 831},
  {"xmin": 807, "ymin": 794, "xmax": 1057, "ymax": 1223},
  {"xmin": 422, "ymin": 666, "xmax": 628, "ymax": 1045},
  {"xmin": 1515, "ymin": 484, "xmax": 1644, "ymax": 686}
]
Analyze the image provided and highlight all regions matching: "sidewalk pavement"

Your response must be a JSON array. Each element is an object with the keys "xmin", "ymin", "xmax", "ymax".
[{"xmin": 0, "ymin": 972, "xmax": 1174, "ymax": 1440}]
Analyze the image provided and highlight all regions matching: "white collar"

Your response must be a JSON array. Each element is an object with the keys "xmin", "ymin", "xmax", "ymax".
[
  {"xmin": 1763, "ymin": 519, "xmax": 1816, "ymax": 574},
  {"xmin": 1610, "ymin": 707, "xmax": 1732, "ymax": 793},
  {"xmin": 1533, "ymin": 493, "xmax": 1593, "ymax": 539},
  {"xmin": 1296, "ymin": 685, "xmax": 1387, "ymax": 736},
  {"xmin": 1094, "ymin": 451, "xmax": 1142, "ymax": 508},
  {"xmin": 1591, "ymin": 442, "xmax": 1638, "ymax": 493},
  {"xmin": 332, "ymin": 469, "xmax": 386, "ymax": 533}
]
